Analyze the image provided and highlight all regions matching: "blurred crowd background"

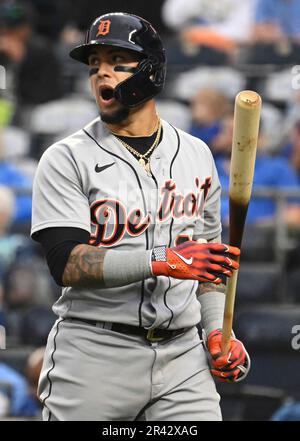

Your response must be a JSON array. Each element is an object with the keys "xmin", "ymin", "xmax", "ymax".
[{"xmin": 0, "ymin": 0, "xmax": 300, "ymax": 421}]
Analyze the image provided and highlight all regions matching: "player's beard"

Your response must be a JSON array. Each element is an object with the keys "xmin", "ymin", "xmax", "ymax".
[{"xmin": 99, "ymin": 105, "xmax": 130, "ymax": 124}]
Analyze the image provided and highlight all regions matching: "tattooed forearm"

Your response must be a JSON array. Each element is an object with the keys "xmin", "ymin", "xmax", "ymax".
[
  {"xmin": 62, "ymin": 244, "xmax": 107, "ymax": 288},
  {"xmin": 197, "ymin": 282, "xmax": 226, "ymax": 296}
]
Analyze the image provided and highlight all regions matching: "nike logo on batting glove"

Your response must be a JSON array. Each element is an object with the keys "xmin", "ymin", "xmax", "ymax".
[{"xmin": 173, "ymin": 251, "xmax": 193, "ymax": 265}]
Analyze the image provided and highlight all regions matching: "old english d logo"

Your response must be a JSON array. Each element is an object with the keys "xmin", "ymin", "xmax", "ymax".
[{"xmin": 96, "ymin": 20, "xmax": 111, "ymax": 36}]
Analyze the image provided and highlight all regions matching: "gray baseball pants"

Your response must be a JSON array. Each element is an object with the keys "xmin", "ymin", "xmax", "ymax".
[{"xmin": 38, "ymin": 318, "xmax": 222, "ymax": 421}]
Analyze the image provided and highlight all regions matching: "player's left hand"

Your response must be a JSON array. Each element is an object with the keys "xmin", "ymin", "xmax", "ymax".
[{"xmin": 206, "ymin": 329, "xmax": 250, "ymax": 382}]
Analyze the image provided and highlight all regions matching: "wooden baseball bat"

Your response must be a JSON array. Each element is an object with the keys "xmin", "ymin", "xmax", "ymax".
[{"xmin": 221, "ymin": 90, "xmax": 262, "ymax": 355}]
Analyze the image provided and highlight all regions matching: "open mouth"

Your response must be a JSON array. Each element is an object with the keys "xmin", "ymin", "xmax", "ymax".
[{"xmin": 100, "ymin": 86, "xmax": 114, "ymax": 101}]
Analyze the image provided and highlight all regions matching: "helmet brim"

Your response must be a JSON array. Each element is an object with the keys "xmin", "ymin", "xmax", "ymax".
[{"xmin": 69, "ymin": 40, "xmax": 145, "ymax": 65}]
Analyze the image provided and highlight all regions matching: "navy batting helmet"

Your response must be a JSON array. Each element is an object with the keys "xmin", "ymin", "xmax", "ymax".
[{"xmin": 69, "ymin": 12, "xmax": 166, "ymax": 107}]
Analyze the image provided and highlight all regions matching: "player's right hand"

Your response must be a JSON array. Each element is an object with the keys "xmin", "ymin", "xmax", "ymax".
[
  {"xmin": 206, "ymin": 329, "xmax": 250, "ymax": 382},
  {"xmin": 151, "ymin": 241, "xmax": 240, "ymax": 283}
]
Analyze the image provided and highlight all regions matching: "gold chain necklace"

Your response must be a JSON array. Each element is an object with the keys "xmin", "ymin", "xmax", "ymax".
[{"xmin": 111, "ymin": 119, "xmax": 162, "ymax": 174}]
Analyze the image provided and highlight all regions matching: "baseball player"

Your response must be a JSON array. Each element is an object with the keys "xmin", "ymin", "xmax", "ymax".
[{"xmin": 31, "ymin": 12, "xmax": 250, "ymax": 421}]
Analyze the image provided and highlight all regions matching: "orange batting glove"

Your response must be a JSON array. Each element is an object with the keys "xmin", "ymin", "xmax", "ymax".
[
  {"xmin": 151, "ymin": 241, "xmax": 240, "ymax": 283},
  {"xmin": 207, "ymin": 329, "xmax": 250, "ymax": 382}
]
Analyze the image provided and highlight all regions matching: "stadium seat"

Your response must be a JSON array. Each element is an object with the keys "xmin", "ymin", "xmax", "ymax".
[
  {"xmin": 29, "ymin": 97, "xmax": 98, "ymax": 136},
  {"xmin": 0, "ymin": 348, "xmax": 33, "ymax": 376},
  {"xmin": 237, "ymin": 262, "xmax": 281, "ymax": 303},
  {"xmin": 19, "ymin": 306, "xmax": 56, "ymax": 347},
  {"xmin": 170, "ymin": 67, "xmax": 246, "ymax": 102},
  {"xmin": 260, "ymin": 103, "xmax": 284, "ymax": 152},
  {"xmin": 233, "ymin": 305, "xmax": 300, "ymax": 394},
  {"xmin": 264, "ymin": 68, "xmax": 295, "ymax": 103},
  {"xmin": 29, "ymin": 97, "xmax": 98, "ymax": 158},
  {"xmin": 2, "ymin": 127, "xmax": 30, "ymax": 160},
  {"xmin": 156, "ymin": 100, "xmax": 191, "ymax": 131},
  {"xmin": 218, "ymin": 383, "xmax": 287, "ymax": 421},
  {"xmin": 222, "ymin": 225, "xmax": 277, "ymax": 262}
]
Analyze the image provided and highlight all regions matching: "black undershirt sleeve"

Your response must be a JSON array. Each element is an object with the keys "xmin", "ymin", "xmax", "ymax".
[{"xmin": 33, "ymin": 227, "xmax": 90, "ymax": 286}]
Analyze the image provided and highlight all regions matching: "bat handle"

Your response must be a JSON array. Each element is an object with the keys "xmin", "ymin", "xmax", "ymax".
[{"xmin": 221, "ymin": 269, "xmax": 239, "ymax": 355}]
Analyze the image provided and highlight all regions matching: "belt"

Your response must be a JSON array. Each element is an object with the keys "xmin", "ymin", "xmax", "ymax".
[{"xmin": 66, "ymin": 318, "xmax": 189, "ymax": 343}]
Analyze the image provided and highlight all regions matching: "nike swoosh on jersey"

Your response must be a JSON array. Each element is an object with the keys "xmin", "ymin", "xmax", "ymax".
[
  {"xmin": 95, "ymin": 162, "xmax": 115, "ymax": 173},
  {"xmin": 173, "ymin": 251, "xmax": 193, "ymax": 265}
]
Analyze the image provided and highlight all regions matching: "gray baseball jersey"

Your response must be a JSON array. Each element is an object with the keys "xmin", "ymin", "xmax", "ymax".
[{"xmin": 31, "ymin": 117, "xmax": 222, "ymax": 330}]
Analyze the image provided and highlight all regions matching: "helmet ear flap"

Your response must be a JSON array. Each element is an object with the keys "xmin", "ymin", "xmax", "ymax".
[
  {"xmin": 113, "ymin": 56, "xmax": 165, "ymax": 107},
  {"xmin": 113, "ymin": 60, "xmax": 165, "ymax": 108}
]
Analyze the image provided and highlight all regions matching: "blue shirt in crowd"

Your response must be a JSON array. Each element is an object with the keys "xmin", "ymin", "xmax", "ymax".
[
  {"xmin": 0, "ymin": 363, "xmax": 39, "ymax": 416},
  {"xmin": 189, "ymin": 122, "xmax": 222, "ymax": 148},
  {"xmin": 255, "ymin": 0, "xmax": 300, "ymax": 37},
  {"xmin": 215, "ymin": 155, "xmax": 300, "ymax": 224},
  {"xmin": 0, "ymin": 162, "xmax": 32, "ymax": 223},
  {"xmin": 271, "ymin": 402, "xmax": 300, "ymax": 421}
]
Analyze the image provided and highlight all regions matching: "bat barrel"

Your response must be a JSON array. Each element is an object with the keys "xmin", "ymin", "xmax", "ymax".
[
  {"xmin": 229, "ymin": 91, "xmax": 261, "ymax": 247},
  {"xmin": 230, "ymin": 91, "xmax": 261, "ymax": 205}
]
